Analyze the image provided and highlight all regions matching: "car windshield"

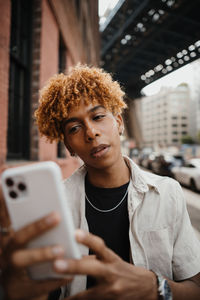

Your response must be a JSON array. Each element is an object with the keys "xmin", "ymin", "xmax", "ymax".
[{"xmin": 173, "ymin": 158, "xmax": 183, "ymax": 167}]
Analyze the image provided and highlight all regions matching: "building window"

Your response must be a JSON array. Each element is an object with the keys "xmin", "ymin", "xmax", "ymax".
[
  {"xmin": 75, "ymin": 0, "xmax": 80, "ymax": 18},
  {"xmin": 182, "ymin": 131, "xmax": 187, "ymax": 135},
  {"xmin": 172, "ymin": 116, "xmax": 177, "ymax": 120},
  {"xmin": 58, "ymin": 35, "xmax": 66, "ymax": 73},
  {"xmin": 7, "ymin": 0, "xmax": 33, "ymax": 159},
  {"xmin": 172, "ymin": 139, "xmax": 178, "ymax": 143},
  {"xmin": 172, "ymin": 124, "xmax": 177, "ymax": 127},
  {"xmin": 181, "ymin": 124, "xmax": 187, "ymax": 127},
  {"xmin": 57, "ymin": 35, "xmax": 67, "ymax": 158},
  {"xmin": 172, "ymin": 131, "xmax": 178, "ymax": 134}
]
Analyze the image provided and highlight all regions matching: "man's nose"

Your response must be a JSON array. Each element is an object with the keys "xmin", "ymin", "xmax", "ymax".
[{"xmin": 85, "ymin": 123, "xmax": 100, "ymax": 141}]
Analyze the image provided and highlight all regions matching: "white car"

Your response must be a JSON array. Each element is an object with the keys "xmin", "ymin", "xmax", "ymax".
[{"xmin": 172, "ymin": 158, "xmax": 200, "ymax": 192}]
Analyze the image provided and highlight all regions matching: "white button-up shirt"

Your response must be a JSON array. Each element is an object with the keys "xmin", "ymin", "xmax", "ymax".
[{"xmin": 61, "ymin": 156, "xmax": 200, "ymax": 297}]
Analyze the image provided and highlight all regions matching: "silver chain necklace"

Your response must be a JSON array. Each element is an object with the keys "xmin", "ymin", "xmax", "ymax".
[{"xmin": 85, "ymin": 183, "xmax": 129, "ymax": 213}]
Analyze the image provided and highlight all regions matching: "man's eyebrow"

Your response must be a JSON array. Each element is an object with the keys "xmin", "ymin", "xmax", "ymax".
[
  {"xmin": 63, "ymin": 105, "xmax": 105, "ymax": 126},
  {"xmin": 63, "ymin": 117, "xmax": 79, "ymax": 126},
  {"xmin": 89, "ymin": 105, "xmax": 105, "ymax": 113}
]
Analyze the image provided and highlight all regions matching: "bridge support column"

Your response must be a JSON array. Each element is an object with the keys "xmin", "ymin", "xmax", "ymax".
[{"xmin": 124, "ymin": 98, "xmax": 143, "ymax": 148}]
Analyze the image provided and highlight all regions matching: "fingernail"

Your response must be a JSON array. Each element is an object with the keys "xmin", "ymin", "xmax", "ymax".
[
  {"xmin": 45, "ymin": 212, "xmax": 60, "ymax": 225},
  {"xmin": 52, "ymin": 246, "xmax": 64, "ymax": 256},
  {"xmin": 75, "ymin": 229, "xmax": 86, "ymax": 241},
  {"xmin": 54, "ymin": 259, "xmax": 68, "ymax": 271}
]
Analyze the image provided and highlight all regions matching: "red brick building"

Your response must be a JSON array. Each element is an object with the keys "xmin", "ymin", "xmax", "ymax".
[{"xmin": 0, "ymin": 0, "xmax": 99, "ymax": 178}]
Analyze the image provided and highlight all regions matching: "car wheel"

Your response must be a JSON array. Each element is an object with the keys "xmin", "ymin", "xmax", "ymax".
[{"xmin": 190, "ymin": 179, "xmax": 197, "ymax": 192}]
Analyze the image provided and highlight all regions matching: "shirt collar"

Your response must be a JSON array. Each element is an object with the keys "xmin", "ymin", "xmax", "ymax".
[
  {"xmin": 123, "ymin": 155, "xmax": 160, "ymax": 194},
  {"xmin": 78, "ymin": 155, "xmax": 159, "ymax": 194}
]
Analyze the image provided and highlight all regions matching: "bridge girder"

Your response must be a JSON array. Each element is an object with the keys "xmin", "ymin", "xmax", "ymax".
[{"xmin": 101, "ymin": 0, "xmax": 200, "ymax": 98}]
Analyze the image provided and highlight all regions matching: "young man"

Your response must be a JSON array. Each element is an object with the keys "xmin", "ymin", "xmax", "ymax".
[{"xmin": 1, "ymin": 65, "xmax": 200, "ymax": 300}]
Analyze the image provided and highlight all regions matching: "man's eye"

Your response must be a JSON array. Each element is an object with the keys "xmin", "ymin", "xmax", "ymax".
[
  {"xmin": 93, "ymin": 114, "xmax": 105, "ymax": 121},
  {"xmin": 68, "ymin": 125, "xmax": 80, "ymax": 134}
]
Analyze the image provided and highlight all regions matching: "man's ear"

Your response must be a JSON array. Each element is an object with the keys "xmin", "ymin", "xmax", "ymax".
[{"xmin": 115, "ymin": 114, "xmax": 124, "ymax": 135}]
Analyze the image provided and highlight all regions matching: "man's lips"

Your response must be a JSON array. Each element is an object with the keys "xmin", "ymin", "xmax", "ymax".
[{"xmin": 90, "ymin": 144, "xmax": 110, "ymax": 157}]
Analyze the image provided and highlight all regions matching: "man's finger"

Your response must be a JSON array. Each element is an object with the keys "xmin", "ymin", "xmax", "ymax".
[
  {"xmin": 53, "ymin": 257, "xmax": 105, "ymax": 279},
  {"xmin": 75, "ymin": 230, "xmax": 119, "ymax": 262},
  {"xmin": 10, "ymin": 212, "xmax": 60, "ymax": 249},
  {"xmin": 10, "ymin": 245, "xmax": 65, "ymax": 268},
  {"xmin": 0, "ymin": 184, "xmax": 11, "ymax": 229},
  {"xmin": 82, "ymin": 254, "xmax": 96, "ymax": 260},
  {"xmin": 0, "ymin": 183, "xmax": 12, "ymax": 251}
]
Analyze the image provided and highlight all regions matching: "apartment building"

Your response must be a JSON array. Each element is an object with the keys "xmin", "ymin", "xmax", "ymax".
[
  {"xmin": 189, "ymin": 58, "xmax": 200, "ymax": 139},
  {"xmin": 141, "ymin": 84, "xmax": 190, "ymax": 148}
]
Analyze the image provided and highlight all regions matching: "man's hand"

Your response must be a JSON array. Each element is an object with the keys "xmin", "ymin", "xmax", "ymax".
[
  {"xmin": 0, "ymin": 185, "xmax": 73, "ymax": 300},
  {"xmin": 53, "ymin": 230, "xmax": 158, "ymax": 300}
]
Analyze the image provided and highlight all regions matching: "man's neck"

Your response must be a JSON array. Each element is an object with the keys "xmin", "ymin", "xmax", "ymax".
[{"xmin": 86, "ymin": 156, "xmax": 130, "ymax": 188}]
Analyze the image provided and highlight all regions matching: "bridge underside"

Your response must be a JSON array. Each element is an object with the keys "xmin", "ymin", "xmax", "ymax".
[{"xmin": 101, "ymin": 0, "xmax": 200, "ymax": 98}]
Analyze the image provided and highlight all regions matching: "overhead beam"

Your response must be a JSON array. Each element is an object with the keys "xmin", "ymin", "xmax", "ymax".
[{"xmin": 101, "ymin": 0, "xmax": 150, "ymax": 56}]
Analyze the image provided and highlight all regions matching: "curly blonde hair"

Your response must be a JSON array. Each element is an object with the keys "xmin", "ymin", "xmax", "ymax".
[{"xmin": 35, "ymin": 64, "xmax": 127, "ymax": 142}]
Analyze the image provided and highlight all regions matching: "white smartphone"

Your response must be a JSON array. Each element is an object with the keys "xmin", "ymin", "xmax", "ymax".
[{"xmin": 1, "ymin": 161, "xmax": 81, "ymax": 280}]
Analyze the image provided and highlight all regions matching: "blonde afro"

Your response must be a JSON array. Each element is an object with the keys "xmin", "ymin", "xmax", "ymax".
[{"xmin": 35, "ymin": 64, "xmax": 127, "ymax": 142}]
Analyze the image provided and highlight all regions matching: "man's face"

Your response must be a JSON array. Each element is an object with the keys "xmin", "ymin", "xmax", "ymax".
[{"xmin": 63, "ymin": 100, "xmax": 123, "ymax": 170}]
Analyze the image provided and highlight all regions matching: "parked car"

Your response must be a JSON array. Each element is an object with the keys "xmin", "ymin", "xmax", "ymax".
[
  {"xmin": 138, "ymin": 147, "xmax": 153, "ymax": 167},
  {"xmin": 140, "ymin": 152, "xmax": 159, "ymax": 170},
  {"xmin": 129, "ymin": 148, "xmax": 140, "ymax": 164},
  {"xmin": 151, "ymin": 154, "xmax": 184, "ymax": 177},
  {"xmin": 172, "ymin": 158, "xmax": 200, "ymax": 192}
]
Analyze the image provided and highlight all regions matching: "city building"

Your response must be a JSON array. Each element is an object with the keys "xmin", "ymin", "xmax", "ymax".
[
  {"xmin": 189, "ymin": 58, "xmax": 200, "ymax": 140},
  {"xmin": 0, "ymin": 0, "xmax": 99, "ymax": 177},
  {"xmin": 140, "ymin": 84, "xmax": 190, "ymax": 148}
]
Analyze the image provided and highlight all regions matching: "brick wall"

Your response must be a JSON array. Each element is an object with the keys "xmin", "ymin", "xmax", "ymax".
[
  {"xmin": 36, "ymin": 0, "xmax": 80, "ymax": 178},
  {"xmin": 30, "ymin": 0, "xmax": 42, "ymax": 161},
  {"xmin": 80, "ymin": 0, "xmax": 99, "ymax": 65},
  {"xmin": 0, "ymin": 0, "xmax": 98, "ymax": 179},
  {"xmin": 0, "ymin": 0, "xmax": 11, "ymax": 165},
  {"xmin": 49, "ymin": 0, "xmax": 99, "ymax": 65},
  {"xmin": 38, "ymin": 0, "xmax": 59, "ymax": 161}
]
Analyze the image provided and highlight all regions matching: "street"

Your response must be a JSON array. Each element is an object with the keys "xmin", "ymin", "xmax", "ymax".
[{"xmin": 183, "ymin": 187, "xmax": 200, "ymax": 240}]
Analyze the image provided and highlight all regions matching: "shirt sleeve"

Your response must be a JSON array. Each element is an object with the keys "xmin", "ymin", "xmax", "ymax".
[{"xmin": 172, "ymin": 181, "xmax": 200, "ymax": 281}]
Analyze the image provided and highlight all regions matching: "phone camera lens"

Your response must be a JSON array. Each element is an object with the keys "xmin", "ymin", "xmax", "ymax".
[
  {"xmin": 6, "ymin": 178, "xmax": 14, "ymax": 187},
  {"xmin": 9, "ymin": 191, "xmax": 18, "ymax": 199},
  {"xmin": 18, "ymin": 183, "xmax": 26, "ymax": 191}
]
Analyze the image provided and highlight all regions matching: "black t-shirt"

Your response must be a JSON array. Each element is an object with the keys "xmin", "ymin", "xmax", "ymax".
[
  {"xmin": 48, "ymin": 176, "xmax": 130, "ymax": 299},
  {"xmin": 85, "ymin": 175, "xmax": 130, "ymax": 288}
]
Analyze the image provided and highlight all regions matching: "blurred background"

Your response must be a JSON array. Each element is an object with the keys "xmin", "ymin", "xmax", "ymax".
[{"xmin": 0, "ymin": 0, "xmax": 200, "ymax": 238}]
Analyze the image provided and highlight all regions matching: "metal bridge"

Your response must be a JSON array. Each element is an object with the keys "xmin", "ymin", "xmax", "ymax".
[{"xmin": 100, "ymin": 0, "xmax": 200, "ymax": 98}]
